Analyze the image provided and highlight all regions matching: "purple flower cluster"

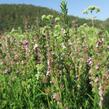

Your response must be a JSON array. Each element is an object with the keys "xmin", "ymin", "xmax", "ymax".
[
  {"xmin": 87, "ymin": 57, "xmax": 93, "ymax": 66},
  {"xmin": 22, "ymin": 40, "xmax": 29, "ymax": 50}
]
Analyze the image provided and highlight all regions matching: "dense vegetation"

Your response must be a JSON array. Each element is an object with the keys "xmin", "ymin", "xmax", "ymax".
[
  {"xmin": 0, "ymin": 4, "xmax": 59, "ymax": 32},
  {"xmin": 0, "ymin": 4, "xmax": 107, "ymax": 32},
  {"xmin": 0, "ymin": 1, "xmax": 109, "ymax": 109}
]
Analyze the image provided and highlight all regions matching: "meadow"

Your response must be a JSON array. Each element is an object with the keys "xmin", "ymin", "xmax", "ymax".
[{"xmin": 0, "ymin": 1, "xmax": 109, "ymax": 109}]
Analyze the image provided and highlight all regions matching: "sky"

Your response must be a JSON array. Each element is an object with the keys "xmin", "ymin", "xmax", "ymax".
[{"xmin": 0, "ymin": 0, "xmax": 108, "ymax": 20}]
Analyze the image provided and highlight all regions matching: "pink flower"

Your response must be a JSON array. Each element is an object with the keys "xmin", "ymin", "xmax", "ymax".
[
  {"xmin": 22, "ymin": 40, "xmax": 29, "ymax": 50},
  {"xmin": 87, "ymin": 57, "xmax": 93, "ymax": 66}
]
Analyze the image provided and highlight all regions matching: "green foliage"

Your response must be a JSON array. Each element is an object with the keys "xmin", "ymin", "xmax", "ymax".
[
  {"xmin": 83, "ymin": 5, "xmax": 101, "ymax": 27},
  {"xmin": 0, "ymin": 14, "xmax": 109, "ymax": 109},
  {"xmin": 0, "ymin": 4, "xmax": 59, "ymax": 32},
  {"xmin": 0, "ymin": 1, "xmax": 109, "ymax": 109}
]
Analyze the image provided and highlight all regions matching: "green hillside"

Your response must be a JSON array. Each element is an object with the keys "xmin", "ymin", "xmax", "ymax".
[
  {"xmin": 0, "ymin": 4, "xmax": 59, "ymax": 32},
  {"xmin": 0, "ymin": 4, "xmax": 108, "ymax": 32}
]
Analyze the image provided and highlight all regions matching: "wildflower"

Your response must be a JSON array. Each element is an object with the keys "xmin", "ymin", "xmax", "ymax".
[
  {"xmin": 33, "ymin": 44, "xmax": 40, "ymax": 64},
  {"xmin": 22, "ymin": 40, "xmax": 29, "ymax": 46},
  {"xmin": 98, "ymin": 83, "xmax": 103, "ymax": 108},
  {"xmin": 96, "ymin": 38, "xmax": 104, "ymax": 48},
  {"xmin": 87, "ymin": 57, "xmax": 93, "ymax": 66},
  {"xmin": 33, "ymin": 44, "xmax": 38, "ymax": 50},
  {"xmin": 22, "ymin": 40, "xmax": 29, "ymax": 50},
  {"xmin": 95, "ymin": 64, "xmax": 100, "ymax": 70}
]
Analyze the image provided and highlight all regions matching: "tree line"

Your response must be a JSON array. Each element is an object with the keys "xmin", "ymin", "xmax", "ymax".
[{"xmin": 0, "ymin": 4, "xmax": 108, "ymax": 32}]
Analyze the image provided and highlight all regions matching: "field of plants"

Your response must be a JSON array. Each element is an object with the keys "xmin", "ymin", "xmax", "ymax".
[{"xmin": 0, "ymin": 1, "xmax": 109, "ymax": 109}]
